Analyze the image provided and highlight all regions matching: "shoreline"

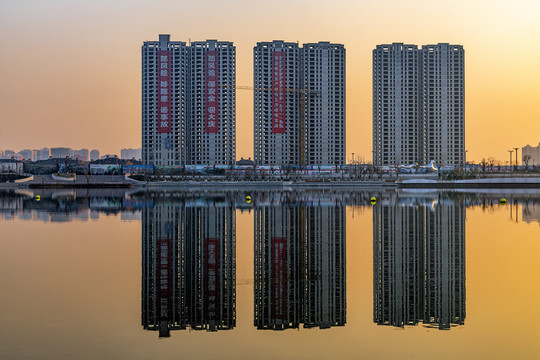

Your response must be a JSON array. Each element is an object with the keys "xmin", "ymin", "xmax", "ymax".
[{"xmin": 2, "ymin": 177, "xmax": 540, "ymax": 190}]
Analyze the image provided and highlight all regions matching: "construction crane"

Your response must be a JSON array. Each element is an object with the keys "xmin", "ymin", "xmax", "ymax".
[{"xmin": 221, "ymin": 85, "xmax": 319, "ymax": 166}]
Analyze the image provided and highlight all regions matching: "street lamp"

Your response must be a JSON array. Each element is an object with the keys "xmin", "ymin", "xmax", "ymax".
[
  {"xmin": 508, "ymin": 150, "xmax": 513, "ymax": 172},
  {"xmin": 514, "ymin": 147, "xmax": 519, "ymax": 171}
]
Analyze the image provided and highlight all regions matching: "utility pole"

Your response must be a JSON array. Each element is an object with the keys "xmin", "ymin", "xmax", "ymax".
[
  {"xmin": 508, "ymin": 150, "xmax": 513, "ymax": 172},
  {"xmin": 514, "ymin": 147, "xmax": 519, "ymax": 171}
]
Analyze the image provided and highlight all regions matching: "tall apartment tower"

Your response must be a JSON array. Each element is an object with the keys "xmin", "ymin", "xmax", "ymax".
[
  {"xmin": 254, "ymin": 204, "xmax": 303, "ymax": 330},
  {"xmin": 303, "ymin": 42, "xmax": 346, "ymax": 166},
  {"xmin": 142, "ymin": 34, "xmax": 188, "ymax": 166},
  {"xmin": 253, "ymin": 41, "xmax": 345, "ymax": 167},
  {"xmin": 142, "ymin": 203, "xmax": 186, "ymax": 337},
  {"xmin": 142, "ymin": 200, "xmax": 236, "ymax": 337},
  {"xmin": 303, "ymin": 204, "xmax": 346, "ymax": 328},
  {"xmin": 254, "ymin": 197, "xmax": 346, "ymax": 330},
  {"xmin": 372, "ymin": 195, "xmax": 465, "ymax": 329},
  {"xmin": 184, "ymin": 205, "xmax": 236, "ymax": 331},
  {"xmin": 189, "ymin": 41, "xmax": 236, "ymax": 165},
  {"xmin": 373, "ymin": 44, "xmax": 421, "ymax": 166},
  {"xmin": 142, "ymin": 35, "xmax": 235, "ymax": 166},
  {"xmin": 422, "ymin": 44, "xmax": 465, "ymax": 167},
  {"xmin": 253, "ymin": 41, "xmax": 301, "ymax": 166},
  {"xmin": 373, "ymin": 43, "xmax": 464, "ymax": 167}
]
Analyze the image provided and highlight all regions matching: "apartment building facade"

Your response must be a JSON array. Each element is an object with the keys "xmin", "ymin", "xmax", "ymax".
[
  {"xmin": 142, "ymin": 35, "xmax": 235, "ymax": 166},
  {"xmin": 254, "ymin": 41, "xmax": 302, "ymax": 166},
  {"xmin": 373, "ymin": 43, "xmax": 464, "ymax": 167},
  {"xmin": 254, "ymin": 41, "xmax": 345, "ymax": 166},
  {"xmin": 303, "ymin": 42, "xmax": 346, "ymax": 167}
]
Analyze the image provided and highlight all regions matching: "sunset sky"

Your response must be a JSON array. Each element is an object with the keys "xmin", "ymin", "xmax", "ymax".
[{"xmin": 1, "ymin": 0, "xmax": 539, "ymax": 163}]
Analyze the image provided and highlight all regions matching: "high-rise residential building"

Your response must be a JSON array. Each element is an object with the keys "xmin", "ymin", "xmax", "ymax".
[
  {"xmin": 142, "ymin": 203, "xmax": 186, "ymax": 337},
  {"xmin": 142, "ymin": 200, "xmax": 236, "ymax": 337},
  {"xmin": 253, "ymin": 41, "xmax": 345, "ymax": 167},
  {"xmin": 254, "ymin": 195, "xmax": 346, "ymax": 330},
  {"xmin": 421, "ymin": 44, "xmax": 465, "ymax": 167},
  {"xmin": 142, "ymin": 34, "xmax": 188, "ymax": 166},
  {"xmin": 254, "ymin": 41, "xmax": 302, "ymax": 166},
  {"xmin": 89, "ymin": 149, "xmax": 100, "ymax": 161},
  {"xmin": 142, "ymin": 35, "xmax": 235, "ymax": 167},
  {"xmin": 184, "ymin": 205, "xmax": 236, "ymax": 331},
  {"xmin": 373, "ymin": 44, "xmax": 421, "ymax": 166},
  {"xmin": 254, "ymin": 204, "xmax": 303, "ymax": 330},
  {"xmin": 188, "ymin": 40, "xmax": 236, "ymax": 165},
  {"xmin": 373, "ymin": 43, "xmax": 464, "ymax": 167},
  {"xmin": 372, "ymin": 194, "xmax": 465, "ymax": 329},
  {"xmin": 303, "ymin": 42, "xmax": 346, "ymax": 167}
]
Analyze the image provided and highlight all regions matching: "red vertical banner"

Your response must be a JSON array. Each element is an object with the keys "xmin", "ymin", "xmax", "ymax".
[
  {"xmin": 271, "ymin": 237, "xmax": 286, "ymax": 320},
  {"xmin": 272, "ymin": 51, "xmax": 286, "ymax": 134},
  {"xmin": 158, "ymin": 50, "xmax": 171, "ymax": 133},
  {"xmin": 204, "ymin": 238, "xmax": 220, "ymax": 321},
  {"xmin": 157, "ymin": 238, "xmax": 172, "ymax": 321},
  {"xmin": 205, "ymin": 50, "xmax": 219, "ymax": 133}
]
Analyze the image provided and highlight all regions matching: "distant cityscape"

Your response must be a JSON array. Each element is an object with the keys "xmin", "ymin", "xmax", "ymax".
[{"xmin": 0, "ymin": 147, "xmax": 141, "ymax": 162}]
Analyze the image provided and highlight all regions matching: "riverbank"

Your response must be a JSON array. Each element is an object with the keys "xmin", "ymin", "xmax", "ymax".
[{"xmin": 1, "ymin": 174, "xmax": 539, "ymax": 189}]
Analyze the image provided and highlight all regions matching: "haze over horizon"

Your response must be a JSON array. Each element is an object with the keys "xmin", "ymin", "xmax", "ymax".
[{"xmin": 1, "ymin": 0, "xmax": 539, "ymax": 163}]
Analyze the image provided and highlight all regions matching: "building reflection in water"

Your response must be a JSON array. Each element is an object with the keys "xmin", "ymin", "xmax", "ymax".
[
  {"xmin": 142, "ymin": 201, "xmax": 236, "ymax": 337},
  {"xmin": 373, "ymin": 195, "xmax": 466, "ymax": 330},
  {"xmin": 254, "ymin": 194, "xmax": 346, "ymax": 330}
]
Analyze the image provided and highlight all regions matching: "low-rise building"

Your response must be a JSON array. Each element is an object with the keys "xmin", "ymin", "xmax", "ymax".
[
  {"xmin": 90, "ymin": 149, "xmax": 100, "ymax": 161},
  {"xmin": 121, "ymin": 148, "xmax": 142, "ymax": 160},
  {"xmin": 522, "ymin": 142, "xmax": 540, "ymax": 166},
  {"xmin": 33, "ymin": 148, "xmax": 50, "ymax": 161},
  {"xmin": 0, "ymin": 160, "xmax": 24, "ymax": 175},
  {"xmin": 51, "ymin": 147, "xmax": 73, "ymax": 159},
  {"xmin": 73, "ymin": 149, "xmax": 89, "ymax": 162},
  {"xmin": 17, "ymin": 149, "xmax": 33, "ymax": 161}
]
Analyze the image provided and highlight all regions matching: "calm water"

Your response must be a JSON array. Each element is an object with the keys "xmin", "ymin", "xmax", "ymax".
[{"xmin": 1, "ymin": 188, "xmax": 539, "ymax": 359}]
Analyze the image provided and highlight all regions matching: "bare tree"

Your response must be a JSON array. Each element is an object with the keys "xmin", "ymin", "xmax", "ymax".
[
  {"xmin": 488, "ymin": 157, "xmax": 496, "ymax": 172},
  {"xmin": 523, "ymin": 154, "xmax": 532, "ymax": 171},
  {"xmin": 480, "ymin": 158, "xmax": 487, "ymax": 172}
]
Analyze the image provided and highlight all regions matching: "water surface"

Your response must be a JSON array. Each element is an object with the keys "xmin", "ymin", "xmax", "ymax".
[{"xmin": 1, "ymin": 189, "xmax": 539, "ymax": 359}]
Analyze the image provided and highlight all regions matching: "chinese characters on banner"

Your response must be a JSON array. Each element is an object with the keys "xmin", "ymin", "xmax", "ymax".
[
  {"xmin": 205, "ymin": 50, "xmax": 219, "ymax": 133},
  {"xmin": 157, "ymin": 238, "xmax": 172, "ymax": 321},
  {"xmin": 158, "ymin": 50, "xmax": 171, "ymax": 133},
  {"xmin": 205, "ymin": 238, "xmax": 220, "ymax": 321},
  {"xmin": 271, "ymin": 237, "xmax": 286, "ymax": 320},
  {"xmin": 272, "ymin": 52, "xmax": 286, "ymax": 134}
]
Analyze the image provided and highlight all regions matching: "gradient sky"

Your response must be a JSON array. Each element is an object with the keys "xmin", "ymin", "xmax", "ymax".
[{"xmin": 1, "ymin": 0, "xmax": 539, "ymax": 163}]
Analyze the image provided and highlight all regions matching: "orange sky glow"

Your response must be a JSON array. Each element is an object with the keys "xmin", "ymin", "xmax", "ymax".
[{"xmin": 1, "ymin": 0, "xmax": 539, "ymax": 163}]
